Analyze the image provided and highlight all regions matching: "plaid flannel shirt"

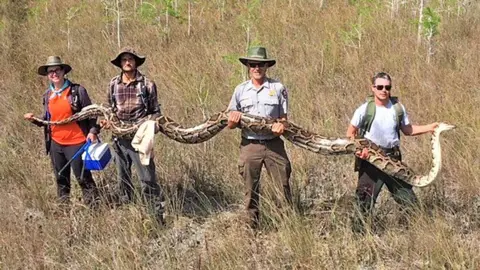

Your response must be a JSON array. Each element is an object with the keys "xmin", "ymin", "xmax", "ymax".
[{"xmin": 108, "ymin": 71, "xmax": 161, "ymax": 122}]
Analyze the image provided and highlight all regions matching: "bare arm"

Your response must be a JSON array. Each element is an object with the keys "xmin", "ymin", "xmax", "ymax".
[
  {"xmin": 401, "ymin": 123, "xmax": 438, "ymax": 136},
  {"xmin": 346, "ymin": 123, "xmax": 369, "ymax": 158},
  {"xmin": 346, "ymin": 124, "xmax": 359, "ymax": 140}
]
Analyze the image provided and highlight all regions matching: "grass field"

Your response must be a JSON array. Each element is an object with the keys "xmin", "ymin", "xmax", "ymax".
[{"xmin": 0, "ymin": 0, "xmax": 479, "ymax": 269}]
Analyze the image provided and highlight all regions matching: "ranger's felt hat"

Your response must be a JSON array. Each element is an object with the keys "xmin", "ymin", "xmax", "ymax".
[{"xmin": 239, "ymin": 46, "xmax": 276, "ymax": 67}]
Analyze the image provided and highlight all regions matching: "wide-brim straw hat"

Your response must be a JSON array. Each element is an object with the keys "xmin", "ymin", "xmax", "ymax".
[
  {"xmin": 37, "ymin": 56, "xmax": 72, "ymax": 76},
  {"xmin": 239, "ymin": 46, "xmax": 276, "ymax": 67},
  {"xmin": 111, "ymin": 47, "xmax": 146, "ymax": 68}
]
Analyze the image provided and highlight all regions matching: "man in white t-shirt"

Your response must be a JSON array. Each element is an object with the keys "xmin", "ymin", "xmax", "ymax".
[{"xmin": 346, "ymin": 72, "xmax": 438, "ymax": 233}]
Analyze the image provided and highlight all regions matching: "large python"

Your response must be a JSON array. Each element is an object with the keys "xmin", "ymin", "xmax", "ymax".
[{"xmin": 30, "ymin": 104, "xmax": 455, "ymax": 187}]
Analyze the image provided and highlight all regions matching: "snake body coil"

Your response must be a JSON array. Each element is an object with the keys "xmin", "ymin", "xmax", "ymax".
[{"xmin": 31, "ymin": 104, "xmax": 454, "ymax": 187}]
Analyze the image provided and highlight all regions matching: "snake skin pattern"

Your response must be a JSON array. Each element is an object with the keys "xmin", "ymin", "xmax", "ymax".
[{"xmin": 31, "ymin": 104, "xmax": 455, "ymax": 187}]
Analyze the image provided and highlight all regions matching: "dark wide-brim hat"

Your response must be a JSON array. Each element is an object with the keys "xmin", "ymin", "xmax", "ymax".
[
  {"xmin": 111, "ymin": 47, "xmax": 146, "ymax": 68},
  {"xmin": 37, "ymin": 56, "xmax": 72, "ymax": 76},
  {"xmin": 239, "ymin": 46, "xmax": 276, "ymax": 67}
]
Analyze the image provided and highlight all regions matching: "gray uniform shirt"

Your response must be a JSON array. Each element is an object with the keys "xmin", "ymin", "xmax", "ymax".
[{"xmin": 228, "ymin": 78, "xmax": 288, "ymax": 140}]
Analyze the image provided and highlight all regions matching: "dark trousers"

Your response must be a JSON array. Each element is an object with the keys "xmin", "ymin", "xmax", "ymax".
[
  {"xmin": 237, "ymin": 137, "xmax": 292, "ymax": 228},
  {"xmin": 112, "ymin": 138, "xmax": 164, "ymax": 220},
  {"xmin": 354, "ymin": 152, "xmax": 418, "ymax": 231},
  {"xmin": 49, "ymin": 140, "xmax": 99, "ymax": 206}
]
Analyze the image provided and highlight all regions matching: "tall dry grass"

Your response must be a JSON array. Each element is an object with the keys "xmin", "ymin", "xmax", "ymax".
[{"xmin": 1, "ymin": 0, "xmax": 479, "ymax": 269}]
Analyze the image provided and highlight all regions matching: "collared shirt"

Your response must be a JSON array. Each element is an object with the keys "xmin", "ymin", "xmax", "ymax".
[
  {"xmin": 350, "ymin": 100, "xmax": 410, "ymax": 148},
  {"xmin": 228, "ymin": 78, "xmax": 288, "ymax": 140},
  {"xmin": 108, "ymin": 71, "xmax": 161, "ymax": 122}
]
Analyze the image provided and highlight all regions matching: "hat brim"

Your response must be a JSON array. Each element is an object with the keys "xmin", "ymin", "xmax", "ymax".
[
  {"xmin": 37, "ymin": 64, "xmax": 72, "ymax": 76},
  {"xmin": 111, "ymin": 53, "xmax": 146, "ymax": 68},
  {"xmin": 239, "ymin": 57, "xmax": 276, "ymax": 67}
]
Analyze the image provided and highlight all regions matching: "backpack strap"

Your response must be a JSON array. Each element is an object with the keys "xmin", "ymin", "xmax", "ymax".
[
  {"xmin": 358, "ymin": 96, "xmax": 376, "ymax": 138},
  {"xmin": 109, "ymin": 76, "xmax": 120, "ymax": 112},
  {"xmin": 358, "ymin": 96, "xmax": 403, "ymax": 138},
  {"xmin": 390, "ymin": 96, "xmax": 404, "ymax": 137},
  {"xmin": 137, "ymin": 75, "xmax": 149, "ymax": 112},
  {"xmin": 69, "ymin": 83, "xmax": 81, "ymax": 113}
]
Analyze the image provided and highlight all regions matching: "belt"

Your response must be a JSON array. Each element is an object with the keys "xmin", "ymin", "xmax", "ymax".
[{"xmin": 242, "ymin": 137, "xmax": 280, "ymax": 145}]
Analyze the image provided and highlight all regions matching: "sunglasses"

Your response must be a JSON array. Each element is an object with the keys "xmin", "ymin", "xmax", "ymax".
[
  {"xmin": 248, "ymin": 62, "xmax": 267, "ymax": 68},
  {"xmin": 47, "ymin": 68, "xmax": 63, "ymax": 75},
  {"xmin": 374, "ymin": 85, "xmax": 392, "ymax": 91}
]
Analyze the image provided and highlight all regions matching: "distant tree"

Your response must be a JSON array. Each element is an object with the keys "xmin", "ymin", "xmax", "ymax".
[
  {"xmin": 416, "ymin": 0, "xmax": 425, "ymax": 47},
  {"xmin": 342, "ymin": 0, "xmax": 378, "ymax": 50},
  {"xmin": 387, "ymin": 0, "xmax": 407, "ymax": 18},
  {"xmin": 102, "ymin": 0, "xmax": 123, "ymax": 48},
  {"xmin": 239, "ymin": 0, "xmax": 261, "ymax": 51},
  {"xmin": 422, "ymin": 7, "xmax": 441, "ymax": 63},
  {"xmin": 137, "ymin": 0, "xmax": 184, "ymax": 42},
  {"xmin": 63, "ymin": 6, "xmax": 83, "ymax": 51}
]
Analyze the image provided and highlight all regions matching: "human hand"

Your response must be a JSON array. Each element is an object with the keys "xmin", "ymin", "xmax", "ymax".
[
  {"xmin": 24, "ymin": 113, "xmax": 34, "ymax": 122},
  {"xmin": 271, "ymin": 122, "xmax": 285, "ymax": 136},
  {"xmin": 227, "ymin": 111, "xmax": 242, "ymax": 129},
  {"xmin": 429, "ymin": 122, "xmax": 439, "ymax": 133},
  {"xmin": 355, "ymin": 148, "xmax": 369, "ymax": 160},
  {"xmin": 86, "ymin": 133, "xmax": 98, "ymax": 143},
  {"xmin": 99, "ymin": 119, "xmax": 110, "ymax": 129}
]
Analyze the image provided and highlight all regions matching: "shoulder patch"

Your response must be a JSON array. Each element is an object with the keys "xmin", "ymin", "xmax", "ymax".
[{"xmin": 281, "ymin": 88, "xmax": 288, "ymax": 99}]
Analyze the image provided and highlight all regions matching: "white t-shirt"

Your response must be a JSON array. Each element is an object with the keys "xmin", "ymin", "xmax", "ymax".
[{"xmin": 350, "ymin": 100, "xmax": 410, "ymax": 148}]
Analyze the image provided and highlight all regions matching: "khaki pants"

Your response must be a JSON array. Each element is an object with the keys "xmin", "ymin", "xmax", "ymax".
[{"xmin": 237, "ymin": 137, "xmax": 292, "ymax": 227}]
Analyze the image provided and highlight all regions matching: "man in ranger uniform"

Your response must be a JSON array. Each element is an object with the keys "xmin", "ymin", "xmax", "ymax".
[{"xmin": 227, "ymin": 46, "xmax": 292, "ymax": 229}]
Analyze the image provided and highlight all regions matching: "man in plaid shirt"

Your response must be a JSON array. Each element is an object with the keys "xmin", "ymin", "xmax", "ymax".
[{"xmin": 106, "ymin": 47, "xmax": 164, "ymax": 226}]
